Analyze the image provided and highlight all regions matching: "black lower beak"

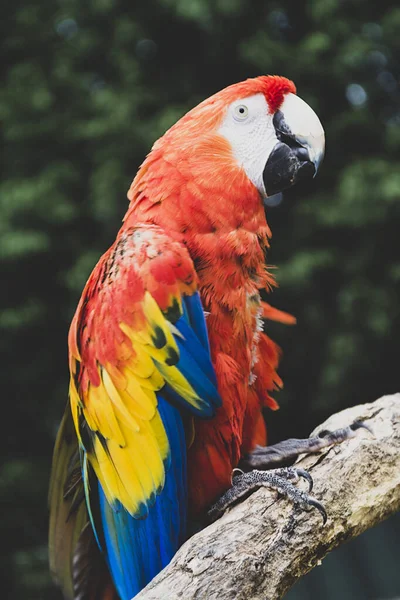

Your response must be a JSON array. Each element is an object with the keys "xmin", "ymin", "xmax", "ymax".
[{"xmin": 263, "ymin": 142, "xmax": 316, "ymax": 197}]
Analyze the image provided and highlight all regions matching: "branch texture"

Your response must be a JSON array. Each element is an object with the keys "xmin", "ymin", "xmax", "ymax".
[{"xmin": 136, "ymin": 394, "xmax": 400, "ymax": 600}]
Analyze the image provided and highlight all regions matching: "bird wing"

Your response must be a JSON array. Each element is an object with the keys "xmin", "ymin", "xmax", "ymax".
[{"xmin": 55, "ymin": 223, "xmax": 220, "ymax": 599}]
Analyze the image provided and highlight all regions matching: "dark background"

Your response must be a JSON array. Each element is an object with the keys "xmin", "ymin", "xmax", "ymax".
[{"xmin": 1, "ymin": 0, "xmax": 399, "ymax": 598}]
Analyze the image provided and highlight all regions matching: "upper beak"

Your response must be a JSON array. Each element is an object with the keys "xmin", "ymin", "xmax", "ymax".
[{"xmin": 263, "ymin": 93, "xmax": 325, "ymax": 197}]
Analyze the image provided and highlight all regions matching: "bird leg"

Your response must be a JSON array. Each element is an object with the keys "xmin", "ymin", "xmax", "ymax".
[{"xmin": 208, "ymin": 420, "xmax": 372, "ymax": 524}]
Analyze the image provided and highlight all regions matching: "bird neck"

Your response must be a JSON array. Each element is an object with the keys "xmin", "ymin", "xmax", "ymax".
[{"xmin": 122, "ymin": 151, "xmax": 274, "ymax": 303}]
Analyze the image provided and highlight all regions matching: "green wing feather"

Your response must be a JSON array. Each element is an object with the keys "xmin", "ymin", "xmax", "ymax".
[{"xmin": 48, "ymin": 404, "xmax": 118, "ymax": 600}]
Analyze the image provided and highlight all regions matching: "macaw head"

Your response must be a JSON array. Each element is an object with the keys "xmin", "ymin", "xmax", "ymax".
[
  {"xmin": 214, "ymin": 76, "xmax": 325, "ymax": 198},
  {"xmin": 128, "ymin": 76, "xmax": 325, "ymax": 216}
]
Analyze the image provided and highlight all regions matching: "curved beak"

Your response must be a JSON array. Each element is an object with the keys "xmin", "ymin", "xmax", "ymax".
[{"xmin": 263, "ymin": 93, "xmax": 325, "ymax": 197}]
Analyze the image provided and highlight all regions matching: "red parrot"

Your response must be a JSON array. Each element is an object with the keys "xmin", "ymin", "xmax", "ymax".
[{"xmin": 49, "ymin": 75, "xmax": 325, "ymax": 600}]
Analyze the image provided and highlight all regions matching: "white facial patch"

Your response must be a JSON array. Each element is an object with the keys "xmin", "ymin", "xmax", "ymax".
[{"xmin": 217, "ymin": 93, "xmax": 277, "ymax": 198}]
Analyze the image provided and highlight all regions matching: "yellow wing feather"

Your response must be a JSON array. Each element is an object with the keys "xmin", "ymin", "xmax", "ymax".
[
  {"xmin": 69, "ymin": 289, "xmax": 201, "ymax": 517},
  {"xmin": 67, "ymin": 223, "xmax": 209, "ymax": 518}
]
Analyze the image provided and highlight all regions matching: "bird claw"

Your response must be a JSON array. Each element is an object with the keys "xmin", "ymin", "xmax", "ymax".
[
  {"xmin": 294, "ymin": 468, "xmax": 314, "ymax": 492},
  {"xmin": 350, "ymin": 420, "xmax": 374, "ymax": 437},
  {"xmin": 272, "ymin": 466, "xmax": 313, "ymax": 492},
  {"xmin": 231, "ymin": 467, "xmax": 245, "ymax": 485},
  {"xmin": 208, "ymin": 467, "xmax": 324, "ymax": 524},
  {"xmin": 306, "ymin": 497, "xmax": 327, "ymax": 524}
]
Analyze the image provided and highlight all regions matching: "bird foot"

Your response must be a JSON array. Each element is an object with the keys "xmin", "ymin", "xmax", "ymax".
[
  {"xmin": 245, "ymin": 420, "xmax": 373, "ymax": 470},
  {"xmin": 208, "ymin": 466, "xmax": 327, "ymax": 524},
  {"xmin": 208, "ymin": 420, "xmax": 372, "ymax": 525}
]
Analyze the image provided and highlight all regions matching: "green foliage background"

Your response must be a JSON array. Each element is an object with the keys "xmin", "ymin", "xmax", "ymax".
[{"xmin": 1, "ymin": 1, "xmax": 399, "ymax": 598}]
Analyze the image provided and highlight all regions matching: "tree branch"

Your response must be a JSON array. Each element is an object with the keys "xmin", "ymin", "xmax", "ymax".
[{"xmin": 136, "ymin": 394, "xmax": 400, "ymax": 600}]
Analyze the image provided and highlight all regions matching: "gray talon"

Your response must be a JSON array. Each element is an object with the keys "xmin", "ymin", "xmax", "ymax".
[
  {"xmin": 296, "ymin": 468, "xmax": 313, "ymax": 492},
  {"xmin": 350, "ymin": 420, "xmax": 374, "ymax": 436},
  {"xmin": 307, "ymin": 497, "xmax": 327, "ymax": 524}
]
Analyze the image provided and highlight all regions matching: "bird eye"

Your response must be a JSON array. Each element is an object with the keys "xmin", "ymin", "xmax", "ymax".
[{"xmin": 233, "ymin": 104, "xmax": 249, "ymax": 121}]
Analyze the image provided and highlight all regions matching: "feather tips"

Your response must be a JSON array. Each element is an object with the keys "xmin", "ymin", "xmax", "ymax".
[{"xmin": 48, "ymin": 406, "xmax": 118, "ymax": 600}]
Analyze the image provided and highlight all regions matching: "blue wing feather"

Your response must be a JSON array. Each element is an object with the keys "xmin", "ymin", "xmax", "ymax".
[
  {"xmin": 99, "ymin": 395, "xmax": 187, "ymax": 600},
  {"xmin": 182, "ymin": 293, "xmax": 211, "ymax": 353},
  {"xmin": 94, "ymin": 291, "xmax": 217, "ymax": 599},
  {"xmin": 174, "ymin": 316, "xmax": 218, "ymax": 387}
]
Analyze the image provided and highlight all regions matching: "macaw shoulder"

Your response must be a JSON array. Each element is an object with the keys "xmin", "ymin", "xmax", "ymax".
[
  {"xmin": 101, "ymin": 224, "xmax": 198, "ymax": 305},
  {"xmin": 68, "ymin": 224, "xmax": 199, "ymax": 387}
]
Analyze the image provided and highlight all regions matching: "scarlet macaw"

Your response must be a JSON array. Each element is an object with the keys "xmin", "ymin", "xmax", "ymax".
[{"xmin": 49, "ymin": 75, "xmax": 326, "ymax": 600}]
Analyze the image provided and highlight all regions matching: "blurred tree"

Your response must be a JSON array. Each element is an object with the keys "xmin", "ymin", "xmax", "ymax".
[{"xmin": 1, "ymin": 0, "xmax": 399, "ymax": 598}]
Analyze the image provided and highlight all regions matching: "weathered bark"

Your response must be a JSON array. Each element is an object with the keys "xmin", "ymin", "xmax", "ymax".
[{"xmin": 136, "ymin": 394, "xmax": 400, "ymax": 600}]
